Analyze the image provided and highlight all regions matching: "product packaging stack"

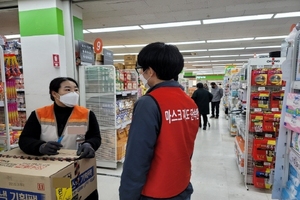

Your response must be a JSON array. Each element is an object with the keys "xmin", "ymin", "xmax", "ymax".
[{"xmin": 0, "ymin": 148, "xmax": 97, "ymax": 200}]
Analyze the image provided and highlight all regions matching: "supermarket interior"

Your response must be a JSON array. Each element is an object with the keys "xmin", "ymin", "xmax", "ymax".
[{"xmin": 0, "ymin": 0, "xmax": 300, "ymax": 199}]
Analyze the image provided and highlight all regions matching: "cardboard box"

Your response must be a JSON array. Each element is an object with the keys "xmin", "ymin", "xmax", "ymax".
[
  {"xmin": 0, "ymin": 148, "xmax": 97, "ymax": 200},
  {"xmin": 124, "ymin": 55, "xmax": 137, "ymax": 62}
]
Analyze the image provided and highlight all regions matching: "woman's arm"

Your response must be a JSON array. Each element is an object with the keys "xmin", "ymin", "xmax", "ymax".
[{"xmin": 84, "ymin": 111, "xmax": 101, "ymax": 151}]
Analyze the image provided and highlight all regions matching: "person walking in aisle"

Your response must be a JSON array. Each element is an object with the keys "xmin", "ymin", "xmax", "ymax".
[
  {"xmin": 210, "ymin": 82, "xmax": 223, "ymax": 119},
  {"xmin": 119, "ymin": 42, "xmax": 199, "ymax": 200},
  {"xmin": 19, "ymin": 77, "xmax": 101, "ymax": 200},
  {"xmin": 203, "ymin": 83, "xmax": 209, "ymax": 91},
  {"xmin": 191, "ymin": 82, "xmax": 213, "ymax": 130}
]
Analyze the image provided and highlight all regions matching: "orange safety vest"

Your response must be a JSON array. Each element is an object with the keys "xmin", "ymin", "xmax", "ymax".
[
  {"xmin": 35, "ymin": 104, "xmax": 89, "ymax": 150},
  {"xmin": 141, "ymin": 87, "xmax": 199, "ymax": 198}
]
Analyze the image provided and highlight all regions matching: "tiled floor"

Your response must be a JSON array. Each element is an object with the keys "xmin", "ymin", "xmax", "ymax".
[{"xmin": 96, "ymin": 111, "xmax": 273, "ymax": 200}]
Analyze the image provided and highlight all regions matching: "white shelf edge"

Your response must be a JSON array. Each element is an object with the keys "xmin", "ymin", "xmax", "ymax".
[
  {"xmin": 116, "ymin": 90, "xmax": 137, "ymax": 96},
  {"xmin": 17, "ymin": 108, "xmax": 26, "ymax": 111},
  {"xmin": 11, "ymin": 126, "xmax": 23, "ymax": 130},
  {"xmin": 16, "ymin": 89, "xmax": 25, "ymax": 92}
]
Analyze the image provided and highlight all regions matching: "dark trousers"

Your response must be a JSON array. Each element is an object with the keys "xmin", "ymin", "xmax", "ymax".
[
  {"xmin": 199, "ymin": 113, "xmax": 208, "ymax": 127},
  {"xmin": 211, "ymin": 101, "xmax": 220, "ymax": 117},
  {"xmin": 86, "ymin": 189, "xmax": 99, "ymax": 200}
]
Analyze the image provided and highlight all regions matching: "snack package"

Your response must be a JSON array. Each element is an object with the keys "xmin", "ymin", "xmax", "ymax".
[
  {"xmin": 250, "ymin": 91, "xmax": 270, "ymax": 109},
  {"xmin": 251, "ymin": 69, "xmax": 268, "ymax": 86},
  {"xmin": 267, "ymin": 68, "xmax": 282, "ymax": 86}
]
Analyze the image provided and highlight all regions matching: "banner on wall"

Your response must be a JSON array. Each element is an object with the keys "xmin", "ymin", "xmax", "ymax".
[{"xmin": 224, "ymin": 65, "xmax": 238, "ymax": 76}]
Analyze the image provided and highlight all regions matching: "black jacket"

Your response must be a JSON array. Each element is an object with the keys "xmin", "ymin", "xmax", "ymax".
[
  {"xmin": 19, "ymin": 103, "xmax": 101, "ymax": 156},
  {"xmin": 191, "ymin": 88, "xmax": 213, "ymax": 115}
]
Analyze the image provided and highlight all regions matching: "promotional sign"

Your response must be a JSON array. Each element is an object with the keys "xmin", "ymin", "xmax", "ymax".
[
  {"xmin": 78, "ymin": 41, "xmax": 94, "ymax": 64},
  {"xmin": 103, "ymin": 49, "xmax": 113, "ymax": 65}
]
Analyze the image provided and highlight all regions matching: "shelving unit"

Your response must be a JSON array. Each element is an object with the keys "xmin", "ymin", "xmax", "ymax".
[
  {"xmin": 79, "ymin": 65, "xmax": 138, "ymax": 169},
  {"xmin": 272, "ymin": 26, "xmax": 300, "ymax": 200},
  {"xmin": 242, "ymin": 57, "xmax": 286, "ymax": 190},
  {"xmin": 0, "ymin": 46, "xmax": 11, "ymax": 153}
]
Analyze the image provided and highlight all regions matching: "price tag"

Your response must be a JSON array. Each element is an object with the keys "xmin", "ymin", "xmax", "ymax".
[
  {"xmin": 254, "ymin": 108, "xmax": 262, "ymax": 112},
  {"xmin": 258, "ymin": 87, "xmax": 265, "ymax": 91},
  {"xmin": 271, "ymin": 108, "xmax": 279, "ymax": 111},
  {"xmin": 122, "ymin": 92, "xmax": 127, "ymax": 97},
  {"xmin": 282, "ymin": 87, "xmax": 285, "ymax": 91},
  {"xmin": 131, "ymin": 91, "xmax": 136, "ymax": 95},
  {"xmin": 267, "ymin": 140, "xmax": 276, "ymax": 145},
  {"xmin": 265, "ymin": 134, "xmax": 273, "ymax": 138}
]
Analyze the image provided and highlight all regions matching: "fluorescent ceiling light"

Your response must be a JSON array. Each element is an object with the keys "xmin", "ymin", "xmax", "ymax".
[
  {"xmin": 83, "ymin": 30, "xmax": 90, "ymax": 34},
  {"xmin": 188, "ymin": 61, "xmax": 211, "ymax": 63},
  {"xmin": 180, "ymin": 49, "xmax": 207, "ymax": 53},
  {"xmin": 274, "ymin": 11, "xmax": 300, "ymax": 18},
  {"xmin": 209, "ymin": 47, "xmax": 244, "ymax": 51},
  {"xmin": 87, "ymin": 25, "xmax": 141, "ymax": 33},
  {"xmin": 239, "ymin": 54, "xmax": 255, "ymax": 57},
  {"xmin": 210, "ymin": 55, "xmax": 239, "ymax": 58},
  {"xmin": 207, "ymin": 37, "xmax": 254, "ymax": 43},
  {"xmin": 103, "ymin": 45, "xmax": 125, "ymax": 49},
  {"xmin": 168, "ymin": 41, "xmax": 205, "ymax": 45},
  {"xmin": 124, "ymin": 44, "xmax": 147, "ymax": 48},
  {"xmin": 184, "ymin": 68, "xmax": 198, "ymax": 71},
  {"xmin": 203, "ymin": 14, "xmax": 273, "ymax": 24},
  {"xmin": 113, "ymin": 59, "xmax": 124, "ymax": 62},
  {"xmin": 255, "ymin": 35, "xmax": 287, "ymax": 40},
  {"xmin": 235, "ymin": 59, "xmax": 249, "ymax": 61},
  {"xmin": 4, "ymin": 34, "xmax": 20, "ymax": 39},
  {"xmin": 114, "ymin": 53, "xmax": 138, "ymax": 56},
  {"xmin": 210, "ymin": 60, "xmax": 235, "ymax": 62},
  {"xmin": 141, "ymin": 20, "xmax": 201, "ymax": 29},
  {"xmin": 184, "ymin": 56, "xmax": 210, "ymax": 59},
  {"xmin": 246, "ymin": 46, "xmax": 281, "ymax": 49}
]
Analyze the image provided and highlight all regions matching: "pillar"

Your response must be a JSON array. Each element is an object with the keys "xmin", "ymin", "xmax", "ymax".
[{"xmin": 18, "ymin": 0, "xmax": 83, "ymax": 113}]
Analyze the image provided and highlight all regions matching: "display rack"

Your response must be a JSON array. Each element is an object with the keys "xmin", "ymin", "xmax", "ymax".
[
  {"xmin": 79, "ymin": 65, "xmax": 138, "ymax": 169},
  {"xmin": 272, "ymin": 26, "xmax": 300, "ymax": 199},
  {"xmin": 0, "ymin": 46, "xmax": 11, "ymax": 153},
  {"xmin": 240, "ymin": 57, "xmax": 286, "ymax": 190}
]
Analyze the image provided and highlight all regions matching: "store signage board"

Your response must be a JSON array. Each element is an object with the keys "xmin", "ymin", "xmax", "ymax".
[
  {"xmin": 103, "ymin": 49, "xmax": 113, "ymax": 65},
  {"xmin": 94, "ymin": 38, "xmax": 103, "ymax": 54},
  {"xmin": 52, "ymin": 54, "xmax": 60, "ymax": 68},
  {"xmin": 78, "ymin": 41, "xmax": 94, "ymax": 64}
]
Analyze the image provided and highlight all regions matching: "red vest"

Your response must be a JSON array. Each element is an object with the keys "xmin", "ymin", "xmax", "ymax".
[{"xmin": 141, "ymin": 87, "xmax": 199, "ymax": 198}]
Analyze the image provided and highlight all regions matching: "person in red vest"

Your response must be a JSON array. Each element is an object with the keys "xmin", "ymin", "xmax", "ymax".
[{"xmin": 119, "ymin": 42, "xmax": 199, "ymax": 200}]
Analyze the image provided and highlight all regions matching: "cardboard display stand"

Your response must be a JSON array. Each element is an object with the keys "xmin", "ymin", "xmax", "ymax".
[{"xmin": 0, "ymin": 148, "xmax": 97, "ymax": 200}]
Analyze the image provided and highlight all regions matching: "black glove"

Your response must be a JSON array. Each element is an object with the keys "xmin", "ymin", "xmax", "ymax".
[
  {"xmin": 77, "ymin": 143, "xmax": 95, "ymax": 158},
  {"xmin": 39, "ymin": 141, "xmax": 63, "ymax": 155}
]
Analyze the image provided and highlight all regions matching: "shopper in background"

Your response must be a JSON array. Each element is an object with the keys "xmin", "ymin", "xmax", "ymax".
[
  {"xmin": 19, "ymin": 77, "xmax": 101, "ymax": 200},
  {"xmin": 192, "ymin": 83, "xmax": 213, "ymax": 130},
  {"xmin": 119, "ymin": 42, "xmax": 199, "ymax": 200},
  {"xmin": 203, "ymin": 83, "xmax": 209, "ymax": 91},
  {"xmin": 210, "ymin": 82, "xmax": 223, "ymax": 119}
]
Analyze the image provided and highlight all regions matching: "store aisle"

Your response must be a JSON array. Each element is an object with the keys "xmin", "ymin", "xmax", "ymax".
[{"xmin": 96, "ymin": 112, "xmax": 272, "ymax": 200}]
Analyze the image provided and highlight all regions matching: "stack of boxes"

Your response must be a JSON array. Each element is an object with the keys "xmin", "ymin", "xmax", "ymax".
[{"xmin": 124, "ymin": 55, "xmax": 136, "ymax": 69}]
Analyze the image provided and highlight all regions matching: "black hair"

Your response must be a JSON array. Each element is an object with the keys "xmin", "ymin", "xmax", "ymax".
[
  {"xmin": 137, "ymin": 42, "xmax": 184, "ymax": 80},
  {"xmin": 197, "ymin": 82, "xmax": 203, "ymax": 88},
  {"xmin": 174, "ymin": 75, "xmax": 179, "ymax": 81},
  {"xmin": 210, "ymin": 82, "xmax": 216, "ymax": 86},
  {"xmin": 49, "ymin": 77, "xmax": 78, "ymax": 101}
]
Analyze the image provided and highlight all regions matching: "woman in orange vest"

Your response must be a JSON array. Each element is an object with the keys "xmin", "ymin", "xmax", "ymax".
[{"xmin": 19, "ymin": 77, "xmax": 101, "ymax": 200}]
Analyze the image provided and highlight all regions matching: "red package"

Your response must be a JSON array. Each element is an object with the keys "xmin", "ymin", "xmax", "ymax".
[
  {"xmin": 267, "ymin": 68, "xmax": 282, "ymax": 86},
  {"xmin": 250, "ymin": 91, "xmax": 270, "ymax": 109},
  {"xmin": 263, "ymin": 112, "xmax": 281, "ymax": 132},
  {"xmin": 270, "ymin": 91, "xmax": 284, "ymax": 110},
  {"xmin": 249, "ymin": 112, "xmax": 264, "ymax": 132},
  {"xmin": 251, "ymin": 69, "xmax": 268, "ymax": 86}
]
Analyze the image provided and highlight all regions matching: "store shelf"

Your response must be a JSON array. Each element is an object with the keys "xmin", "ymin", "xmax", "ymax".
[
  {"xmin": 235, "ymin": 136, "xmax": 245, "ymax": 159},
  {"xmin": 116, "ymin": 90, "xmax": 137, "ymax": 96},
  {"xmin": 235, "ymin": 156, "xmax": 244, "ymax": 174},
  {"xmin": 16, "ymin": 89, "xmax": 25, "ymax": 92},
  {"xmin": 116, "ymin": 120, "xmax": 131, "ymax": 129},
  {"xmin": 293, "ymin": 81, "xmax": 300, "ymax": 90},
  {"xmin": 10, "ymin": 144, "xmax": 19, "ymax": 149},
  {"xmin": 11, "ymin": 126, "xmax": 23, "ymax": 130},
  {"xmin": 17, "ymin": 108, "xmax": 26, "ymax": 111},
  {"xmin": 86, "ymin": 92, "xmax": 115, "ymax": 98}
]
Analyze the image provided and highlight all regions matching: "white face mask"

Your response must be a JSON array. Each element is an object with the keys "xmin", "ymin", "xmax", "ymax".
[
  {"xmin": 59, "ymin": 92, "xmax": 79, "ymax": 107},
  {"xmin": 139, "ymin": 74, "xmax": 151, "ymax": 88}
]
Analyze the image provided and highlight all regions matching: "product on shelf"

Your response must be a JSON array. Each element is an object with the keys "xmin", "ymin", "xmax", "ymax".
[
  {"xmin": 267, "ymin": 68, "xmax": 282, "ymax": 86},
  {"xmin": 251, "ymin": 69, "xmax": 268, "ymax": 86},
  {"xmin": 253, "ymin": 161, "xmax": 274, "ymax": 189},
  {"xmin": 284, "ymin": 93, "xmax": 300, "ymax": 133},
  {"xmin": 250, "ymin": 91, "xmax": 270, "ymax": 109},
  {"xmin": 270, "ymin": 91, "xmax": 284, "ymax": 110}
]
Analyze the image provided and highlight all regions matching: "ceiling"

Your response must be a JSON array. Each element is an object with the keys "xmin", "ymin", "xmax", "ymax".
[{"xmin": 0, "ymin": 0, "xmax": 300, "ymax": 74}]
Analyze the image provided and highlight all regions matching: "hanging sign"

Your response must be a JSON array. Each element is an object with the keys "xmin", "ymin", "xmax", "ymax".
[
  {"xmin": 94, "ymin": 38, "xmax": 103, "ymax": 54},
  {"xmin": 78, "ymin": 41, "xmax": 94, "ymax": 64},
  {"xmin": 53, "ymin": 54, "xmax": 60, "ymax": 68}
]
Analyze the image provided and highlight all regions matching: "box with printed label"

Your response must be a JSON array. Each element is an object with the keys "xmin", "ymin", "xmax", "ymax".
[{"xmin": 0, "ymin": 148, "xmax": 97, "ymax": 200}]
